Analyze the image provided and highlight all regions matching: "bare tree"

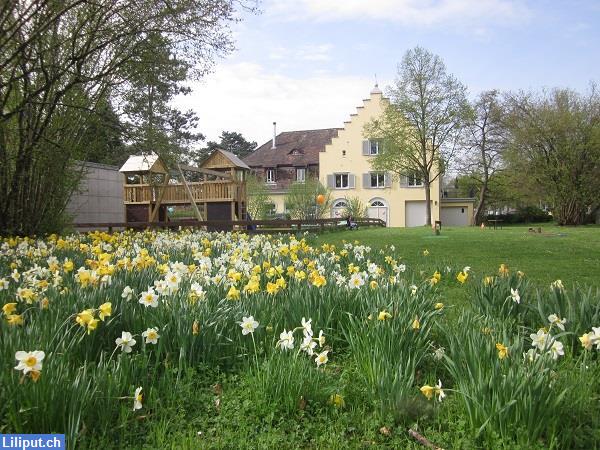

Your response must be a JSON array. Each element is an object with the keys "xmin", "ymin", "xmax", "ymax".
[
  {"xmin": 365, "ymin": 46, "xmax": 468, "ymax": 226},
  {"xmin": 460, "ymin": 90, "xmax": 506, "ymax": 224}
]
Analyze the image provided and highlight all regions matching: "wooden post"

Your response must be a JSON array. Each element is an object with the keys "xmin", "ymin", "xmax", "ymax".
[
  {"xmin": 150, "ymin": 173, "xmax": 170, "ymax": 222},
  {"xmin": 177, "ymin": 163, "xmax": 204, "ymax": 221}
]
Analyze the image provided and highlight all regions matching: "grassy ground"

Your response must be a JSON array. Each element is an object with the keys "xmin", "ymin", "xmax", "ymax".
[
  {"xmin": 3, "ymin": 226, "xmax": 599, "ymax": 449},
  {"xmin": 314, "ymin": 224, "xmax": 600, "ymax": 286}
]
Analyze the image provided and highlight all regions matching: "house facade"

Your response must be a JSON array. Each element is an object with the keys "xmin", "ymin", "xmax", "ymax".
[
  {"xmin": 243, "ymin": 128, "xmax": 339, "ymax": 216},
  {"xmin": 244, "ymin": 85, "xmax": 474, "ymax": 227}
]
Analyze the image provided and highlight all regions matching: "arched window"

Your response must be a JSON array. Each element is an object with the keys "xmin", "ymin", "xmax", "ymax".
[
  {"xmin": 370, "ymin": 200, "xmax": 385, "ymax": 207},
  {"xmin": 333, "ymin": 200, "xmax": 347, "ymax": 208}
]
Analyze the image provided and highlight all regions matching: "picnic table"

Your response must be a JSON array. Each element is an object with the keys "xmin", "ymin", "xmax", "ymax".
[{"xmin": 487, "ymin": 219, "xmax": 504, "ymax": 230}]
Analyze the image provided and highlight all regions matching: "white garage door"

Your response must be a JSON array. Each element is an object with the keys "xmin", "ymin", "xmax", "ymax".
[
  {"xmin": 405, "ymin": 201, "xmax": 427, "ymax": 227},
  {"xmin": 441, "ymin": 206, "xmax": 469, "ymax": 226}
]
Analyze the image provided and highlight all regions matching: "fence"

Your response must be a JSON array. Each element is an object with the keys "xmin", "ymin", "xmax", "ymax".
[{"xmin": 73, "ymin": 217, "xmax": 386, "ymax": 233}]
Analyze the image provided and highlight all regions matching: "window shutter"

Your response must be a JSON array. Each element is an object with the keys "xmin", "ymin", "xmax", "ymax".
[
  {"xmin": 327, "ymin": 174, "xmax": 334, "ymax": 188},
  {"xmin": 400, "ymin": 175, "xmax": 408, "ymax": 187},
  {"xmin": 362, "ymin": 140, "xmax": 370, "ymax": 155},
  {"xmin": 384, "ymin": 172, "xmax": 392, "ymax": 188},
  {"xmin": 363, "ymin": 173, "xmax": 371, "ymax": 189},
  {"xmin": 348, "ymin": 174, "xmax": 355, "ymax": 188}
]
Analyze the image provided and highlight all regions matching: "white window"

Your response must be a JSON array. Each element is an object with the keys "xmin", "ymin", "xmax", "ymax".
[
  {"xmin": 371, "ymin": 200, "xmax": 385, "ymax": 207},
  {"xmin": 408, "ymin": 173, "xmax": 423, "ymax": 187},
  {"xmin": 296, "ymin": 168, "xmax": 306, "ymax": 182},
  {"xmin": 333, "ymin": 200, "xmax": 347, "ymax": 208},
  {"xmin": 370, "ymin": 172, "xmax": 385, "ymax": 188},
  {"xmin": 266, "ymin": 168, "xmax": 275, "ymax": 183},
  {"xmin": 335, "ymin": 173, "xmax": 349, "ymax": 189},
  {"xmin": 370, "ymin": 140, "xmax": 380, "ymax": 155}
]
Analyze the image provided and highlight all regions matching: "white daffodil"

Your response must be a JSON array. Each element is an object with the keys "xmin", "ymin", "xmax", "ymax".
[
  {"xmin": 139, "ymin": 288, "xmax": 159, "ymax": 308},
  {"xmin": 277, "ymin": 329, "xmax": 294, "ymax": 350},
  {"xmin": 510, "ymin": 288, "xmax": 520, "ymax": 304},
  {"xmin": 300, "ymin": 336, "xmax": 317, "ymax": 355},
  {"xmin": 240, "ymin": 316, "xmax": 259, "ymax": 335},
  {"xmin": 116, "ymin": 331, "xmax": 136, "ymax": 353},
  {"xmin": 318, "ymin": 330, "xmax": 326, "ymax": 348},
  {"xmin": 301, "ymin": 317, "xmax": 313, "ymax": 338},
  {"xmin": 121, "ymin": 285, "xmax": 134, "ymax": 300},
  {"xmin": 133, "ymin": 387, "xmax": 143, "ymax": 411},
  {"xmin": 548, "ymin": 340, "xmax": 564, "ymax": 360},
  {"xmin": 530, "ymin": 329, "xmax": 551, "ymax": 351},
  {"xmin": 435, "ymin": 379, "xmax": 446, "ymax": 402},
  {"xmin": 142, "ymin": 327, "xmax": 160, "ymax": 345},
  {"xmin": 547, "ymin": 314, "xmax": 567, "ymax": 331},
  {"xmin": 190, "ymin": 282, "xmax": 206, "ymax": 301},
  {"xmin": 14, "ymin": 350, "xmax": 45, "ymax": 374},
  {"xmin": 315, "ymin": 350, "xmax": 329, "ymax": 367},
  {"xmin": 591, "ymin": 327, "xmax": 600, "ymax": 350},
  {"xmin": 165, "ymin": 271, "xmax": 182, "ymax": 289},
  {"xmin": 348, "ymin": 273, "xmax": 364, "ymax": 289},
  {"xmin": 0, "ymin": 278, "xmax": 9, "ymax": 290}
]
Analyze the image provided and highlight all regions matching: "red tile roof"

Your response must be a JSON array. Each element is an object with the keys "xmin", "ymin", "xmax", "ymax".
[{"xmin": 243, "ymin": 128, "xmax": 340, "ymax": 168}]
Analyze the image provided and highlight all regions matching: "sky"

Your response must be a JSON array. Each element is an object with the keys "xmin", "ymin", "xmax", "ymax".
[{"xmin": 175, "ymin": 0, "xmax": 600, "ymax": 147}]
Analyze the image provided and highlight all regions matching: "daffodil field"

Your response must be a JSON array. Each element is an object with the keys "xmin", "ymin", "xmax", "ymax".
[{"xmin": 1, "ymin": 229, "xmax": 599, "ymax": 449}]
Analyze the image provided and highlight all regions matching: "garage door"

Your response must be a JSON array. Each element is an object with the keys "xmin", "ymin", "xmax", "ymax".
[
  {"xmin": 441, "ymin": 206, "xmax": 469, "ymax": 226},
  {"xmin": 405, "ymin": 201, "xmax": 427, "ymax": 227}
]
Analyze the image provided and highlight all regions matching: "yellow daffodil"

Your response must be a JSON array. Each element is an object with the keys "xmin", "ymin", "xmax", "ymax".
[
  {"xmin": 412, "ymin": 317, "xmax": 420, "ymax": 330},
  {"xmin": 192, "ymin": 320, "xmax": 200, "ymax": 335},
  {"xmin": 434, "ymin": 302, "xmax": 444, "ymax": 310},
  {"xmin": 378, "ymin": 310, "xmax": 392, "ymax": 321},
  {"xmin": 456, "ymin": 271, "xmax": 468, "ymax": 284},
  {"xmin": 226, "ymin": 286, "xmax": 240, "ymax": 300},
  {"xmin": 498, "ymin": 264, "xmax": 509, "ymax": 276},
  {"xmin": 98, "ymin": 302, "xmax": 112, "ymax": 321},
  {"xmin": 329, "ymin": 393, "xmax": 345, "ymax": 408},
  {"xmin": 496, "ymin": 343, "xmax": 509, "ymax": 359},
  {"xmin": 76, "ymin": 309, "xmax": 95, "ymax": 327},
  {"xmin": 2, "ymin": 302, "xmax": 17, "ymax": 316},
  {"xmin": 7, "ymin": 314, "xmax": 24, "ymax": 326}
]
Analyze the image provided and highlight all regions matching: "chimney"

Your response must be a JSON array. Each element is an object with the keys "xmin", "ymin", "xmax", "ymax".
[{"xmin": 272, "ymin": 122, "xmax": 277, "ymax": 149}]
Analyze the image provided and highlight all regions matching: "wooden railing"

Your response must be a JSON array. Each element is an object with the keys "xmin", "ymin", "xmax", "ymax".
[
  {"xmin": 73, "ymin": 217, "xmax": 386, "ymax": 233},
  {"xmin": 123, "ymin": 181, "xmax": 246, "ymax": 204}
]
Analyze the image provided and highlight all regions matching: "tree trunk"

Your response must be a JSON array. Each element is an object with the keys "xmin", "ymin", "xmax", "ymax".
[
  {"xmin": 474, "ymin": 178, "xmax": 488, "ymax": 225},
  {"xmin": 424, "ymin": 179, "xmax": 432, "ymax": 226}
]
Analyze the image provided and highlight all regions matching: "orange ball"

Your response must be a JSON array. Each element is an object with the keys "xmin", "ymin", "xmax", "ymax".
[{"xmin": 316, "ymin": 194, "xmax": 325, "ymax": 205}]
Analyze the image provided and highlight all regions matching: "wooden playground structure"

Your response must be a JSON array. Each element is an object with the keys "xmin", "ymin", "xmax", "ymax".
[{"xmin": 119, "ymin": 150, "xmax": 249, "ymax": 229}]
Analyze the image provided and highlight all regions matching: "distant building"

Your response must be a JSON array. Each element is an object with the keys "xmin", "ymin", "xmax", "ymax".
[
  {"xmin": 244, "ymin": 85, "xmax": 474, "ymax": 227},
  {"xmin": 66, "ymin": 162, "xmax": 123, "ymax": 225},
  {"xmin": 243, "ymin": 128, "xmax": 339, "ymax": 216}
]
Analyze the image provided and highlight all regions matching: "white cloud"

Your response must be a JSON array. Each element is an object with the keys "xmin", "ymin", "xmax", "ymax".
[
  {"xmin": 268, "ymin": 44, "xmax": 333, "ymax": 62},
  {"xmin": 266, "ymin": 0, "xmax": 531, "ymax": 27},
  {"xmin": 174, "ymin": 62, "xmax": 374, "ymax": 146}
]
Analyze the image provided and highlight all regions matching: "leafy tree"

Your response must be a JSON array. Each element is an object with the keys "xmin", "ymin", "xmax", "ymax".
[
  {"xmin": 342, "ymin": 196, "xmax": 368, "ymax": 219},
  {"xmin": 245, "ymin": 174, "xmax": 272, "ymax": 220},
  {"xmin": 0, "ymin": 0, "xmax": 255, "ymax": 234},
  {"xmin": 194, "ymin": 131, "xmax": 257, "ymax": 164},
  {"xmin": 502, "ymin": 87, "xmax": 600, "ymax": 225},
  {"xmin": 284, "ymin": 178, "xmax": 331, "ymax": 220},
  {"xmin": 120, "ymin": 33, "xmax": 204, "ymax": 164},
  {"xmin": 365, "ymin": 46, "xmax": 469, "ymax": 225}
]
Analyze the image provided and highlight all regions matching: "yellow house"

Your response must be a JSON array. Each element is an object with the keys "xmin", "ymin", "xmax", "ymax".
[
  {"xmin": 244, "ymin": 85, "xmax": 474, "ymax": 227},
  {"xmin": 319, "ymin": 85, "xmax": 473, "ymax": 227}
]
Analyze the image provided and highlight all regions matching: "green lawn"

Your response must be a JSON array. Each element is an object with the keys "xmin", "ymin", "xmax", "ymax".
[{"xmin": 315, "ymin": 224, "xmax": 600, "ymax": 286}]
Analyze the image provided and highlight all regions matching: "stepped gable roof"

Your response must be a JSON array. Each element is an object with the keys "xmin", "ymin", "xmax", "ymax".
[{"xmin": 243, "ymin": 128, "xmax": 339, "ymax": 167}]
